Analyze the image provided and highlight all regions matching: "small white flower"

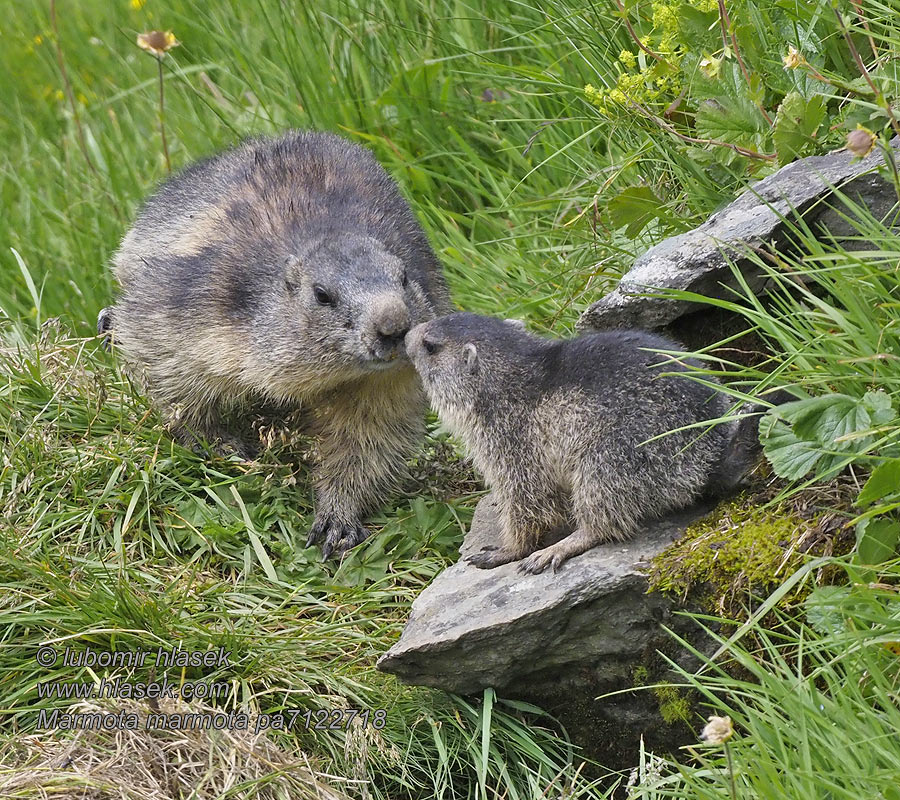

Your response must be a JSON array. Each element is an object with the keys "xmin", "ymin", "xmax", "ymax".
[{"xmin": 700, "ymin": 715, "xmax": 734, "ymax": 744}]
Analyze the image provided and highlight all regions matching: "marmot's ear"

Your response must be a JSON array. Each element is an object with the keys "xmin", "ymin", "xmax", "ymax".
[
  {"xmin": 464, "ymin": 342, "xmax": 478, "ymax": 373},
  {"xmin": 504, "ymin": 318, "xmax": 526, "ymax": 330}
]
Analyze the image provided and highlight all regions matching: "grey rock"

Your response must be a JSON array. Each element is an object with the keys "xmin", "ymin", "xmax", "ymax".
[
  {"xmin": 378, "ymin": 494, "xmax": 713, "ymax": 696},
  {"xmin": 378, "ymin": 494, "xmax": 719, "ymax": 765},
  {"xmin": 579, "ymin": 140, "xmax": 900, "ymax": 332}
]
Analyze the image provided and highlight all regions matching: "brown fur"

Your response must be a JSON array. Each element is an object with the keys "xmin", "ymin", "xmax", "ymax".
[
  {"xmin": 103, "ymin": 131, "xmax": 450, "ymax": 559},
  {"xmin": 406, "ymin": 313, "xmax": 744, "ymax": 574}
]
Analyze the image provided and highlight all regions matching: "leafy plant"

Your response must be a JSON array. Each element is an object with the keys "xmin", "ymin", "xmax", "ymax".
[
  {"xmin": 628, "ymin": 562, "xmax": 900, "ymax": 799},
  {"xmin": 587, "ymin": 0, "xmax": 900, "ymax": 237},
  {"xmin": 761, "ymin": 391, "xmax": 896, "ymax": 481}
]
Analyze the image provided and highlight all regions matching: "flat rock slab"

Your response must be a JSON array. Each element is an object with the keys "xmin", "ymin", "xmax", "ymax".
[
  {"xmin": 578, "ymin": 140, "xmax": 900, "ymax": 332},
  {"xmin": 377, "ymin": 494, "xmax": 714, "ymax": 695}
]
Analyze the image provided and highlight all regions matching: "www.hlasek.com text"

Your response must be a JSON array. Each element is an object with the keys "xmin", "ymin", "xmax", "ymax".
[{"xmin": 38, "ymin": 674, "xmax": 230, "ymax": 701}]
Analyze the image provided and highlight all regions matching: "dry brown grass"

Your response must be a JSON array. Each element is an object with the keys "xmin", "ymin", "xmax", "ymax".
[{"xmin": 0, "ymin": 699, "xmax": 356, "ymax": 800}]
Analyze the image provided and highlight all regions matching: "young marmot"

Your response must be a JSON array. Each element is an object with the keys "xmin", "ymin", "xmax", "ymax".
[
  {"xmin": 102, "ymin": 130, "xmax": 450, "ymax": 559},
  {"xmin": 406, "ymin": 313, "xmax": 759, "ymax": 574}
]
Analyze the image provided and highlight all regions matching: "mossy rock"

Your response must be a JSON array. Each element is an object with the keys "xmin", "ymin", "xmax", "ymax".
[{"xmin": 647, "ymin": 500, "xmax": 818, "ymax": 615}]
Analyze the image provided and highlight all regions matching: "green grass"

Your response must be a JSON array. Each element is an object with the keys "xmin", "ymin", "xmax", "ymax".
[
  {"xmin": 5, "ymin": 0, "xmax": 900, "ymax": 797},
  {"xmin": 1, "ymin": 0, "xmax": 615, "ymax": 333},
  {"xmin": 2, "ymin": 3, "xmax": 634, "ymax": 795},
  {"xmin": 3, "ymin": 0, "xmax": 797, "ymax": 336},
  {"xmin": 0, "ymin": 320, "xmax": 613, "ymax": 797},
  {"xmin": 626, "ymin": 563, "xmax": 900, "ymax": 799}
]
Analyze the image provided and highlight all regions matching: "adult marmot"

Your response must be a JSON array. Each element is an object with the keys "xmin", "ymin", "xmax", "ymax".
[
  {"xmin": 102, "ymin": 130, "xmax": 450, "ymax": 559},
  {"xmin": 406, "ymin": 312, "xmax": 769, "ymax": 573}
]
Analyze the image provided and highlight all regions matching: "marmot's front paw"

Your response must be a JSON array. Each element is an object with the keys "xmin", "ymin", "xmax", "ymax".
[
  {"xmin": 517, "ymin": 549, "xmax": 565, "ymax": 574},
  {"xmin": 467, "ymin": 547, "xmax": 519, "ymax": 569},
  {"xmin": 305, "ymin": 515, "xmax": 370, "ymax": 560}
]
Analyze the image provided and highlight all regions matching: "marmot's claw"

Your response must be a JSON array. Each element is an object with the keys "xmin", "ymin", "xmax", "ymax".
[
  {"xmin": 308, "ymin": 516, "xmax": 370, "ymax": 560},
  {"xmin": 305, "ymin": 517, "xmax": 328, "ymax": 549},
  {"xmin": 468, "ymin": 549, "xmax": 516, "ymax": 569},
  {"xmin": 518, "ymin": 551, "xmax": 562, "ymax": 575},
  {"xmin": 331, "ymin": 522, "xmax": 369, "ymax": 558}
]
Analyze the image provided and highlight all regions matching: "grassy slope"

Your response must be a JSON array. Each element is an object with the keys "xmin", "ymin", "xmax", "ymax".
[
  {"xmin": 6, "ymin": 1, "xmax": 899, "ymax": 798},
  {"xmin": 1, "ymin": 1, "xmax": 631, "ymax": 797}
]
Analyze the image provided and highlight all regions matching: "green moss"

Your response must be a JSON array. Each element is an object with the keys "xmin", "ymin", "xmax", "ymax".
[
  {"xmin": 647, "ymin": 501, "xmax": 814, "ymax": 611},
  {"xmin": 654, "ymin": 682, "xmax": 692, "ymax": 725},
  {"xmin": 631, "ymin": 665, "xmax": 693, "ymax": 726},
  {"xmin": 632, "ymin": 665, "xmax": 650, "ymax": 686}
]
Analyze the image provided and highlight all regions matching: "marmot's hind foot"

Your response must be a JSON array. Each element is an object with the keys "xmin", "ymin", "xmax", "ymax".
[
  {"xmin": 518, "ymin": 548, "xmax": 566, "ymax": 574},
  {"xmin": 306, "ymin": 515, "xmax": 370, "ymax": 560}
]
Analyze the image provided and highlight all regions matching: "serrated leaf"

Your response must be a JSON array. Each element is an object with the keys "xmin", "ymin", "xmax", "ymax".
[
  {"xmin": 855, "ymin": 518, "xmax": 900, "ymax": 566},
  {"xmin": 773, "ymin": 92, "xmax": 826, "ymax": 165},
  {"xmin": 695, "ymin": 94, "xmax": 768, "ymax": 150},
  {"xmin": 607, "ymin": 186, "xmax": 664, "ymax": 238},
  {"xmin": 763, "ymin": 393, "xmax": 889, "ymax": 480},
  {"xmin": 805, "ymin": 586, "xmax": 851, "ymax": 636},
  {"xmin": 786, "ymin": 393, "xmax": 870, "ymax": 447},
  {"xmin": 858, "ymin": 459, "xmax": 900, "ymax": 507},
  {"xmin": 760, "ymin": 414, "xmax": 823, "ymax": 479}
]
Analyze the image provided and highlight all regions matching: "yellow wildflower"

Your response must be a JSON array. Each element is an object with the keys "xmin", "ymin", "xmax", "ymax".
[
  {"xmin": 131, "ymin": 0, "xmax": 147, "ymax": 9},
  {"xmin": 847, "ymin": 126, "xmax": 877, "ymax": 159},
  {"xmin": 652, "ymin": 1, "xmax": 679, "ymax": 48},
  {"xmin": 619, "ymin": 49, "xmax": 636, "ymax": 69},
  {"xmin": 136, "ymin": 30, "xmax": 178, "ymax": 57}
]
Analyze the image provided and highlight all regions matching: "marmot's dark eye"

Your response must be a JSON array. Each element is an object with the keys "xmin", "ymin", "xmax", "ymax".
[
  {"xmin": 401, "ymin": 271, "xmax": 409, "ymax": 288},
  {"xmin": 313, "ymin": 286, "xmax": 334, "ymax": 306},
  {"xmin": 422, "ymin": 337, "xmax": 440, "ymax": 356}
]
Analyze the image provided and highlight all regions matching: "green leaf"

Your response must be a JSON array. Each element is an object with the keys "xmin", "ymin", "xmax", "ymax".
[
  {"xmin": 760, "ymin": 413, "xmax": 823, "ymax": 480},
  {"xmin": 858, "ymin": 459, "xmax": 900, "ymax": 507},
  {"xmin": 862, "ymin": 390, "xmax": 895, "ymax": 425},
  {"xmin": 607, "ymin": 186, "xmax": 665, "ymax": 238},
  {"xmin": 855, "ymin": 518, "xmax": 900, "ymax": 566},
  {"xmin": 695, "ymin": 94, "xmax": 768, "ymax": 150},
  {"xmin": 677, "ymin": 5, "xmax": 717, "ymax": 43},
  {"xmin": 779, "ymin": 393, "xmax": 884, "ymax": 448},
  {"xmin": 805, "ymin": 586, "xmax": 851, "ymax": 636},
  {"xmin": 791, "ymin": 395, "xmax": 869, "ymax": 447},
  {"xmin": 773, "ymin": 92, "xmax": 826, "ymax": 165},
  {"xmin": 762, "ymin": 393, "xmax": 894, "ymax": 481}
]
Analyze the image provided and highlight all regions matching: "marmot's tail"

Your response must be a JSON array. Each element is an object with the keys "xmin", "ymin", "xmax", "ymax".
[
  {"xmin": 705, "ymin": 389, "xmax": 794, "ymax": 497},
  {"xmin": 97, "ymin": 306, "xmax": 113, "ymax": 349}
]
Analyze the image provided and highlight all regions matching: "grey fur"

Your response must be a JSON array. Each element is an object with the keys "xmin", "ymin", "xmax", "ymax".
[
  {"xmin": 106, "ymin": 130, "xmax": 450, "ymax": 559},
  {"xmin": 406, "ymin": 313, "xmax": 749, "ymax": 574}
]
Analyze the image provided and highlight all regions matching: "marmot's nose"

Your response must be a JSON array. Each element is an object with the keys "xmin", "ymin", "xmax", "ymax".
[
  {"xmin": 371, "ymin": 294, "xmax": 410, "ymax": 350},
  {"xmin": 377, "ymin": 321, "xmax": 410, "ymax": 349}
]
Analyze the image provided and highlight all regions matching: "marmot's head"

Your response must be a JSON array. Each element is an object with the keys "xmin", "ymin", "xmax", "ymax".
[
  {"xmin": 269, "ymin": 233, "xmax": 436, "ymax": 379},
  {"xmin": 406, "ymin": 312, "xmax": 533, "ymax": 421}
]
